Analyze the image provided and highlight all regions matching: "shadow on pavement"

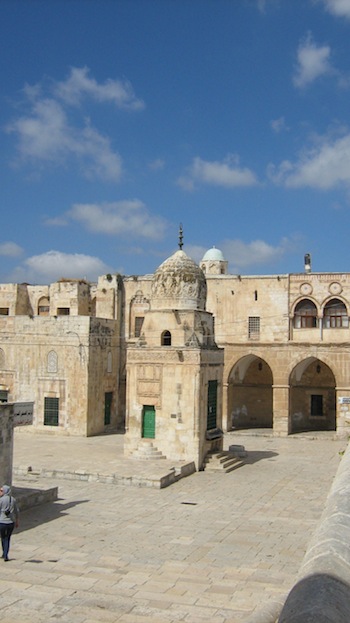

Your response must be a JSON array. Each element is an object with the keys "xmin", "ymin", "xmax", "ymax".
[{"xmin": 15, "ymin": 497, "xmax": 90, "ymax": 534}]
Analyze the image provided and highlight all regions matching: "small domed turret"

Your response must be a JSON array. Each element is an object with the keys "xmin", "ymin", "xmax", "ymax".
[
  {"xmin": 151, "ymin": 249, "xmax": 207, "ymax": 311},
  {"xmin": 200, "ymin": 246, "xmax": 228, "ymax": 275}
]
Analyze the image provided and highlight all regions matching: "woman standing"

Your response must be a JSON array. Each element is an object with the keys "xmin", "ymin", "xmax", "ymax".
[{"xmin": 0, "ymin": 485, "xmax": 19, "ymax": 561}]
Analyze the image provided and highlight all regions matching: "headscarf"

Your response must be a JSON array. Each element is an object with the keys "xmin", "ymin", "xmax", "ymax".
[{"xmin": 1, "ymin": 485, "xmax": 11, "ymax": 495}]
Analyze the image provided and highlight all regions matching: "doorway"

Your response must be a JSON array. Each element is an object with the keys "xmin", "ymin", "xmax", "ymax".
[{"xmin": 142, "ymin": 405, "xmax": 155, "ymax": 438}]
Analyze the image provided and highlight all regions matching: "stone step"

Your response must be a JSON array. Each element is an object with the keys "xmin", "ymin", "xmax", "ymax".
[
  {"xmin": 204, "ymin": 451, "xmax": 245, "ymax": 473},
  {"xmin": 131, "ymin": 442, "xmax": 166, "ymax": 460}
]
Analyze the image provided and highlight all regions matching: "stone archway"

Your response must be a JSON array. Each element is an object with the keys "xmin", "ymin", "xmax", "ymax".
[
  {"xmin": 289, "ymin": 358, "xmax": 336, "ymax": 433},
  {"xmin": 227, "ymin": 355, "xmax": 273, "ymax": 430}
]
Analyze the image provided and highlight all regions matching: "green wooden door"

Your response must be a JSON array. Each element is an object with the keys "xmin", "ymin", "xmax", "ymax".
[
  {"xmin": 104, "ymin": 392, "xmax": 113, "ymax": 425},
  {"xmin": 142, "ymin": 405, "xmax": 155, "ymax": 438}
]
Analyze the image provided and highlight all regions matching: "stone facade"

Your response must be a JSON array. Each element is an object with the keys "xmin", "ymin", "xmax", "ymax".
[
  {"xmin": 0, "ymin": 280, "xmax": 124, "ymax": 436},
  {"xmin": 1, "ymin": 249, "xmax": 350, "ymax": 460}
]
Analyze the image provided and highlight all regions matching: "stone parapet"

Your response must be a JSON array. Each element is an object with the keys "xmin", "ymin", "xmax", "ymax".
[{"xmin": 278, "ymin": 439, "xmax": 350, "ymax": 623}]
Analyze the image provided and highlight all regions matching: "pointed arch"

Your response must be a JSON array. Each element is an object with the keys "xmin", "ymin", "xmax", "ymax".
[
  {"xmin": 289, "ymin": 357, "xmax": 336, "ymax": 433},
  {"xmin": 227, "ymin": 355, "xmax": 273, "ymax": 430}
]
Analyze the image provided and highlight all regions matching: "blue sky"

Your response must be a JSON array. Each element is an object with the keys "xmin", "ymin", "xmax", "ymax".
[{"xmin": 2, "ymin": 0, "xmax": 350, "ymax": 284}]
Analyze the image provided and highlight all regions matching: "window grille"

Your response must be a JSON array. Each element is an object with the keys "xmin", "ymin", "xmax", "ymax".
[
  {"xmin": 161, "ymin": 330, "xmax": 171, "ymax": 346},
  {"xmin": 248, "ymin": 316, "xmax": 260, "ymax": 340},
  {"xmin": 207, "ymin": 380, "xmax": 218, "ymax": 430},
  {"xmin": 0, "ymin": 390, "xmax": 8, "ymax": 403},
  {"xmin": 44, "ymin": 397, "xmax": 59, "ymax": 426},
  {"xmin": 134, "ymin": 316, "xmax": 144, "ymax": 337}
]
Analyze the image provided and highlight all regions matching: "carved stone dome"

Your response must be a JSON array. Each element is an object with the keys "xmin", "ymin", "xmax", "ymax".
[{"xmin": 151, "ymin": 249, "xmax": 207, "ymax": 311}]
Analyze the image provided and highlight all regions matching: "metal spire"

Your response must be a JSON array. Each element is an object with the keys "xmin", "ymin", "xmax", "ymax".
[{"xmin": 178, "ymin": 223, "xmax": 183, "ymax": 250}]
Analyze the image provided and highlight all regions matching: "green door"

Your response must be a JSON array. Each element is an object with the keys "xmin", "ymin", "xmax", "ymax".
[
  {"xmin": 104, "ymin": 392, "xmax": 113, "ymax": 425},
  {"xmin": 142, "ymin": 405, "xmax": 155, "ymax": 438}
]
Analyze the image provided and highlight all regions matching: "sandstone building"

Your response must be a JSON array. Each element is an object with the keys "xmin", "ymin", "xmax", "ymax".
[{"xmin": 1, "ymin": 244, "xmax": 350, "ymax": 468}]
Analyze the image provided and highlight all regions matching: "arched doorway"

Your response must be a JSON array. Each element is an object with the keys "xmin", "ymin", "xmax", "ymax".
[
  {"xmin": 228, "ymin": 355, "xmax": 273, "ymax": 430},
  {"xmin": 289, "ymin": 358, "xmax": 336, "ymax": 433}
]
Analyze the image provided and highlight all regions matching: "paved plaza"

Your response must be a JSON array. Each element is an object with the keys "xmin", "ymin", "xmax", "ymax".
[{"xmin": 0, "ymin": 430, "xmax": 346, "ymax": 622}]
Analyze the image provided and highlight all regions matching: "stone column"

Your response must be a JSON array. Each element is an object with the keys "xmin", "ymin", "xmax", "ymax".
[
  {"xmin": 273, "ymin": 385, "xmax": 289, "ymax": 436},
  {"xmin": 222, "ymin": 382, "xmax": 229, "ymax": 431}
]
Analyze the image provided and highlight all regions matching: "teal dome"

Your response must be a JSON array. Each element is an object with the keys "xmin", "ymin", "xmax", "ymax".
[{"xmin": 202, "ymin": 247, "xmax": 225, "ymax": 262}]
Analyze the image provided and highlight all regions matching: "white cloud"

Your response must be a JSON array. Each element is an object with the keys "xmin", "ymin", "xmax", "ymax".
[
  {"xmin": 0, "ymin": 242, "xmax": 23, "ymax": 257},
  {"xmin": 69, "ymin": 200, "xmax": 168, "ymax": 239},
  {"xmin": 293, "ymin": 33, "xmax": 333, "ymax": 88},
  {"xmin": 188, "ymin": 238, "xmax": 295, "ymax": 271},
  {"xmin": 178, "ymin": 155, "xmax": 258, "ymax": 190},
  {"xmin": 148, "ymin": 158, "xmax": 165, "ymax": 171},
  {"xmin": 183, "ymin": 244, "xmax": 208, "ymax": 264},
  {"xmin": 270, "ymin": 116, "xmax": 289, "ymax": 133},
  {"xmin": 268, "ymin": 132, "xmax": 350, "ymax": 189},
  {"xmin": 319, "ymin": 0, "xmax": 350, "ymax": 19},
  {"xmin": 9, "ymin": 250, "xmax": 112, "ymax": 284},
  {"xmin": 7, "ymin": 97, "xmax": 123, "ymax": 181},
  {"xmin": 6, "ymin": 66, "xmax": 145, "ymax": 181},
  {"xmin": 44, "ymin": 216, "xmax": 68, "ymax": 227},
  {"xmin": 54, "ymin": 66, "xmax": 145, "ymax": 110},
  {"xmin": 221, "ymin": 238, "xmax": 295, "ymax": 271}
]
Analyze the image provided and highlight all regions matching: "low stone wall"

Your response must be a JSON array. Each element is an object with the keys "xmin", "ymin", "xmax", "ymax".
[
  {"xmin": 0, "ymin": 403, "xmax": 14, "ymax": 486},
  {"xmin": 278, "ymin": 441, "xmax": 350, "ymax": 623}
]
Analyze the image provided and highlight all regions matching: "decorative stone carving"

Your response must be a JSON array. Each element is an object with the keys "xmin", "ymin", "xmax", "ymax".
[
  {"xmin": 151, "ymin": 250, "xmax": 207, "ymax": 311},
  {"xmin": 300, "ymin": 283, "xmax": 313, "ymax": 295},
  {"xmin": 329, "ymin": 282, "xmax": 342, "ymax": 295}
]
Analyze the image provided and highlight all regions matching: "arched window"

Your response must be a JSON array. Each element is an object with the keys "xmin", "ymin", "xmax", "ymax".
[
  {"xmin": 38, "ymin": 296, "xmax": 50, "ymax": 315},
  {"xmin": 161, "ymin": 330, "xmax": 172, "ymax": 346},
  {"xmin": 47, "ymin": 350, "xmax": 58, "ymax": 373},
  {"xmin": 323, "ymin": 298, "xmax": 348, "ymax": 328},
  {"xmin": 294, "ymin": 299, "xmax": 317, "ymax": 328}
]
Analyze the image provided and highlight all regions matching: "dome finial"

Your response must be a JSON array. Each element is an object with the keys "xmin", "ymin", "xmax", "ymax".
[{"xmin": 178, "ymin": 223, "xmax": 183, "ymax": 250}]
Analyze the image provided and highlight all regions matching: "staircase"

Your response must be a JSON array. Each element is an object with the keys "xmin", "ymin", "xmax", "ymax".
[
  {"xmin": 131, "ymin": 440, "xmax": 166, "ymax": 460},
  {"xmin": 204, "ymin": 450, "xmax": 245, "ymax": 473}
]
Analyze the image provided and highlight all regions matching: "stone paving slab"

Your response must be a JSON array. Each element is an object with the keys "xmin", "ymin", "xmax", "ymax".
[{"xmin": 0, "ymin": 430, "xmax": 346, "ymax": 622}]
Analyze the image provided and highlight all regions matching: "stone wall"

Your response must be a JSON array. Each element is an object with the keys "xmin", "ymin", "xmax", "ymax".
[{"xmin": 0, "ymin": 403, "xmax": 14, "ymax": 486}]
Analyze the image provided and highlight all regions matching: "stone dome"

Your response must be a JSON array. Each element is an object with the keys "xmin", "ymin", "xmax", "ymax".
[
  {"xmin": 201, "ymin": 246, "xmax": 225, "ymax": 262},
  {"xmin": 151, "ymin": 249, "xmax": 207, "ymax": 311}
]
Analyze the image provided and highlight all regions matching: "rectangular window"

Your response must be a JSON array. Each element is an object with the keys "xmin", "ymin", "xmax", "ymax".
[
  {"xmin": 134, "ymin": 316, "xmax": 144, "ymax": 338},
  {"xmin": 0, "ymin": 390, "xmax": 8, "ymax": 403},
  {"xmin": 248, "ymin": 316, "xmax": 260, "ymax": 340},
  {"xmin": 38, "ymin": 306, "xmax": 50, "ymax": 316},
  {"xmin": 0, "ymin": 308, "xmax": 9, "ymax": 315},
  {"xmin": 57, "ymin": 307, "xmax": 70, "ymax": 315},
  {"xmin": 311, "ymin": 394, "xmax": 323, "ymax": 417},
  {"xmin": 104, "ymin": 392, "xmax": 113, "ymax": 425},
  {"xmin": 44, "ymin": 397, "xmax": 59, "ymax": 426},
  {"xmin": 207, "ymin": 380, "xmax": 218, "ymax": 430},
  {"xmin": 324, "ymin": 315, "xmax": 349, "ymax": 328}
]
